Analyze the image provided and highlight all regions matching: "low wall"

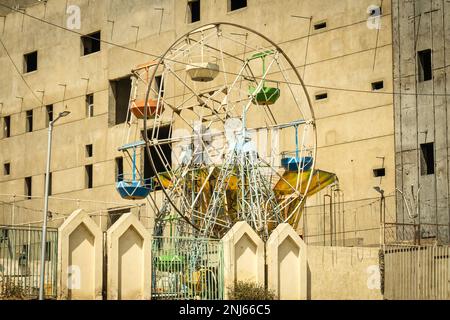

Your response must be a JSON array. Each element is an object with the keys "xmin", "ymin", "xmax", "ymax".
[{"xmin": 307, "ymin": 246, "xmax": 383, "ymax": 300}]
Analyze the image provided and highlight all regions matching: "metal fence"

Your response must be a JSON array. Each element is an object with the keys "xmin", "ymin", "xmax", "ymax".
[
  {"xmin": 151, "ymin": 237, "xmax": 224, "ymax": 300},
  {"xmin": 0, "ymin": 225, "xmax": 58, "ymax": 299},
  {"xmin": 383, "ymin": 244, "xmax": 450, "ymax": 300}
]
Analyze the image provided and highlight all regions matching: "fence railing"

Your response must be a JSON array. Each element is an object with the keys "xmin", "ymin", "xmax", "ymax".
[
  {"xmin": 151, "ymin": 237, "xmax": 224, "ymax": 300},
  {"xmin": 0, "ymin": 225, "xmax": 58, "ymax": 299},
  {"xmin": 383, "ymin": 244, "xmax": 450, "ymax": 300}
]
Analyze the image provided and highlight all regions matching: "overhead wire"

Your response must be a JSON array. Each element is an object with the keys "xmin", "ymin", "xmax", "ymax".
[{"xmin": 1, "ymin": 2, "xmax": 450, "ymax": 99}]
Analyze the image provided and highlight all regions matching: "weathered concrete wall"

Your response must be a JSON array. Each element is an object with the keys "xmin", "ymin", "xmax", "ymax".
[
  {"xmin": 307, "ymin": 245, "xmax": 383, "ymax": 300},
  {"xmin": 392, "ymin": 0, "xmax": 450, "ymax": 244}
]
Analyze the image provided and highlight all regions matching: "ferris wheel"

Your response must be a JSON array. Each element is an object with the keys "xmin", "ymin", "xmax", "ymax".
[{"xmin": 117, "ymin": 22, "xmax": 320, "ymax": 241}]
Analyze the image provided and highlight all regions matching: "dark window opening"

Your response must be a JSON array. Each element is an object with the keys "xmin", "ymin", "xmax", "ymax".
[
  {"xmin": 85, "ymin": 164, "xmax": 93, "ymax": 189},
  {"xmin": 188, "ymin": 0, "xmax": 200, "ymax": 23},
  {"xmin": 155, "ymin": 75, "xmax": 165, "ymax": 97},
  {"xmin": 373, "ymin": 168, "xmax": 385, "ymax": 177},
  {"xmin": 107, "ymin": 208, "xmax": 130, "ymax": 228},
  {"xmin": 109, "ymin": 77, "xmax": 131, "ymax": 125},
  {"xmin": 81, "ymin": 31, "xmax": 101, "ymax": 56},
  {"xmin": 45, "ymin": 172, "xmax": 52, "ymax": 196},
  {"xmin": 85, "ymin": 144, "xmax": 93, "ymax": 157},
  {"xmin": 229, "ymin": 0, "xmax": 247, "ymax": 11},
  {"xmin": 0, "ymin": 229, "xmax": 9, "ymax": 242},
  {"xmin": 25, "ymin": 176, "xmax": 32, "ymax": 199},
  {"xmin": 371, "ymin": 81, "xmax": 384, "ymax": 91},
  {"xmin": 115, "ymin": 157, "xmax": 124, "ymax": 182},
  {"xmin": 46, "ymin": 105, "xmax": 53, "ymax": 127},
  {"xmin": 3, "ymin": 116, "xmax": 10, "ymax": 138},
  {"xmin": 86, "ymin": 93, "xmax": 94, "ymax": 118},
  {"xmin": 23, "ymin": 51, "xmax": 37, "ymax": 73},
  {"xmin": 19, "ymin": 244, "xmax": 28, "ymax": 266},
  {"xmin": 45, "ymin": 241, "xmax": 52, "ymax": 261},
  {"xmin": 314, "ymin": 21, "xmax": 327, "ymax": 30},
  {"xmin": 142, "ymin": 126, "xmax": 171, "ymax": 190},
  {"xmin": 420, "ymin": 142, "xmax": 434, "ymax": 175},
  {"xmin": 418, "ymin": 49, "xmax": 432, "ymax": 82},
  {"xmin": 315, "ymin": 92, "xmax": 328, "ymax": 101},
  {"xmin": 26, "ymin": 110, "xmax": 33, "ymax": 133},
  {"xmin": 4, "ymin": 163, "xmax": 10, "ymax": 175}
]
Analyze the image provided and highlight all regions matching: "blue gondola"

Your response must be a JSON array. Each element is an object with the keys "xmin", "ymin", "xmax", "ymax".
[
  {"xmin": 281, "ymin": 156, "xmax": 313, "ymax": 171},
  {"xmin": 281, "ymin": 123, "xmax": 314, "ymax": 172},
  {"xmin": 116, "ymin": 146, "xmax": 153, "ymax": 200}
]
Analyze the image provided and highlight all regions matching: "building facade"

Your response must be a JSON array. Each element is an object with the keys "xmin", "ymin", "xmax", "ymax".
[
  {"xmin": 392, "ymin": 0, "xmax": 450, "ymax": 244},
  {"xmin": 0, "ymin": 0, "xmax": 401, "ymax": 245}
]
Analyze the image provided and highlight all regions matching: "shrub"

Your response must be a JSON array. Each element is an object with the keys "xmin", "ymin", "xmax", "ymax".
[
  {"xmin": 0, "ymin": 278, "xmax": 29, "ymax": 300},
  {"xmin": 228, "ymin": 281, "xmax": 275, "ymax": 300}
]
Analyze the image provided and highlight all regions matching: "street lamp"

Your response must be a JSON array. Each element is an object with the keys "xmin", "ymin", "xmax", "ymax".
[
  {"xmin": 39, "ymin": 110, "xmax": 70, "ymax": 300},
  {"xmin": 373, "ymin": 186, "xmax": 385, "ymax": 247}
]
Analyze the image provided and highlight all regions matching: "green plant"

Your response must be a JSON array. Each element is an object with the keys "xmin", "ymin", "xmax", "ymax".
[
  {"xmin": 228, "ymin": 281, "xmax": 275, "ymax": 300},
  {"xmin": 0, "ymin": 277, "xmax": 29, "ymax": 300}
]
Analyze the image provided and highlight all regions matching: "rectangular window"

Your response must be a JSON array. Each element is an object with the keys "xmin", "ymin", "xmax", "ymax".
[
  {"xmin": 373, "ymin": 168, "xmax": 385, "ymax": 177},
  {"xmin": 107, "ymin": 208, "xmax": 130, "ymax": 228},
  {"xmin": 86, "ymin": 93, "xmax": 94, "ymax": 118},
  {"xmin": 19, "ymin": 244, "xmax": 29, "ymax": 266},
  {"xmin": 3, "ymin": 163, "xmax": 10, "ymax": 175},
  {"xmin": 143, "ymin": 126, "xmax": 171, "ymax": 190},
  {"xmin": 85, "ymin": 144, "xmax": 93, "ymax": 157},
  {"xmin": 315, "ymin": 92, "xmax": 328, "ymax": 101},
  {"xmin": 115, "ymin": 157, "xmax": 124, "ymax": 182},
  {"xmin": 85, "ymin": 164, "xmax": 93, "ymax": 189},
  {"xmin": 188, "ymin": 0, "xmax": 201, "ymax": 23},
  {"xmin": 45, "ymin": 241, "xmax": 52, "ymax": 261},
  {"xmin": 418, "ymin": 49, "xmax": 432, "ymax": 82},
  {"xmin": 420, "ymin": 142, "xmax": 434, "ymax": 175},
  {"xmin": 26, "ymin": 110, "xmax": 33, "ymax": 133},
  {"xmin": 109, "ymin": 77, "xmax": 131, "ymax": 125},
  {"xmin": 81, "ymin": 31, "xmax": 101, "ymax": 56},
  {"xmin": 314, "ymin": 21, "xmax": 327, "ymax": 30},
  {"xmin": 23, "ymin": 51, "xmax": 37, "ymax": 73},
  {"xmin": 46, "ymin": 105, "xmax": 53, "ymax": 127},
  {"xmin": 228, "ymin": 0, "xmax": 247, "ymax": 11},
  {"xmin": 3, "ymin": 116, "xmax": 10, "ymax": 138},
  {"xmin": 25, "ymin": 176, "xmax": 32, "ymax": 199},
  {"xmin": 45, "ymin": 172, "xmax": 52, "ymax": 196},
  {"xmin": 155, "ymin": 75, "xmax": 165, "ymax": 97},
  {"xmin": 371, "ymin": 81, "xmax": 384, "ymax": 91}
]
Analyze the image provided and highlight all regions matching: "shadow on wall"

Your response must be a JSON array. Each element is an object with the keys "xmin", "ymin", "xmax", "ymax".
[{"xmin": 307, "ymin": 263, "xmax": 311, "ymax": 300}]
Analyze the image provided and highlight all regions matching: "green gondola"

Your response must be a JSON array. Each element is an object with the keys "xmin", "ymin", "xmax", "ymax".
[{"xmin": 248, "ymin": 50, "xmax": 280, "ymax": 105}]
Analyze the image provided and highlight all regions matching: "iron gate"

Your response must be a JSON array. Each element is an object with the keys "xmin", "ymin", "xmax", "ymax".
[
  {"xmin": 151, "ymin": 237, "xmax": 224, "ymax": 300},
  {"xmin": 0, "ymin": 225, "xmax": 58, "ymax": 299},
  {"xmin": 383, "ymin": 244, "xmax": 450, "ymax": 300}
]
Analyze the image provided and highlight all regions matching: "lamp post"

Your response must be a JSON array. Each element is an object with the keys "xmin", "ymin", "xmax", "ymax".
[
  {"xmin": 39, "ymin": 110, "xmax": 70, "ymax": 300},
  {"xmin": 373, "ymin": 186, "xmax": 385, "ymax": 247}
]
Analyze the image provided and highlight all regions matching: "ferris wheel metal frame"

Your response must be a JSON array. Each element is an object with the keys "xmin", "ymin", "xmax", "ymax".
[{"xmin": 136, "ymin": 22, "xmax": 317, "ymax": 240}]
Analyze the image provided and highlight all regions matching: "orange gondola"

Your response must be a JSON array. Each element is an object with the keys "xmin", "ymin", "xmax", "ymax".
[{"xmin": 130, "ymin": 99, "xmax": 164, "ymax": 119}]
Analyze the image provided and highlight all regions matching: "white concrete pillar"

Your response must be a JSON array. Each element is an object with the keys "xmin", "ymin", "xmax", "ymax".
[
  {"xmin": 221, "ymin": 221, "xmax": 265, "ymax": 299},
  {"xmin": 266, "ymin": 223, "xmax": 307, "ymax": 300},
  {"xmin": 58, "ymin": 209, "xmax": 103, "ymax": 300},
  {"xmin": 106, "ymin": 212, "xmax": 151, "ymax": 300}
]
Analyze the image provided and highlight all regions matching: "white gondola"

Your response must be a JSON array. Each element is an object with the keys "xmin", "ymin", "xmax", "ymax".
[{"xmin": 186, "ymin": 61, "xmax": 219, "ymax": 82}]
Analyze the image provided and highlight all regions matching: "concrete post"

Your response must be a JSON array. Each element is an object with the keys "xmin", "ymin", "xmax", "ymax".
[
  {"xmin": 267, "ymin": 223, "xmax": 307, "ymax": 300},
  {"xmin": 106, "ymin": 212, "xmax": 151, "ymax": 300},
  {"xmin": 58, "ymin": 209, "xmax": 103, "ymax": 300},
  {"xmin": 221, "ymin": 221, "xmax": 264, "ymax": 299}
]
